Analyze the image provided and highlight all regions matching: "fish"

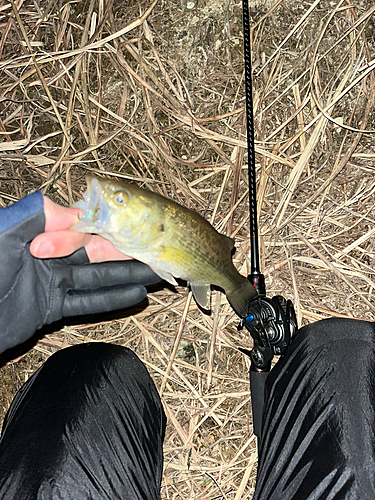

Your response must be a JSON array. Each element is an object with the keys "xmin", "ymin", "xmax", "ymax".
[{"xmin": 71, "ymin": 175, "xmax": 257, "ymax": 317}]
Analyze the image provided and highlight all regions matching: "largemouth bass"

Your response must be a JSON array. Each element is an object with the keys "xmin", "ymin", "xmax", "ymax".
[{"xmin": 72, "ymin": 176, "xmax": 257, "ymax": 317}]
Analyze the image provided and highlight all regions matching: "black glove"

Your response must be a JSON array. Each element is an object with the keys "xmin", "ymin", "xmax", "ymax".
[{"xmin": 0, "ymin": 191, "xmax": 162, "ymax": 355}]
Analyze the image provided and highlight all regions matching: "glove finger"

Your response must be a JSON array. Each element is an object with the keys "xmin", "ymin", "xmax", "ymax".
[
  {"xmin": 62, "ymin": 284, "xmax": 148, "ymax": 317},
  {"xmin": 71, "ymin": 260, "xmax": 163, "ymax": 289}
]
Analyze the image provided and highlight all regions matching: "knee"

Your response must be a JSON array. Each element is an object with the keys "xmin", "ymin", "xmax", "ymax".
[{"xmin": 292, "ymin": 317, "xmax": 375, "ymax": 351}]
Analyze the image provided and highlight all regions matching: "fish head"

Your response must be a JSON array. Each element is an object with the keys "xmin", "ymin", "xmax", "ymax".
[{"xmin": 72, "ymin": 176, "xmax": 165, "ymax": 249}]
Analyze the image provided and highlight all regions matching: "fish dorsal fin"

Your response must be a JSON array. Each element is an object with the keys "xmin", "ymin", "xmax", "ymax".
[
  {"xmin": 222, "ymin": 234, "xmax": 235, "ymax": 252},
  {"xmin": 150, "ymin": 267, "xmax": 178, "ymax": 286},
  {"xmin": 190, "ymin": 283, "xmax": 211, "ymax": 311}
]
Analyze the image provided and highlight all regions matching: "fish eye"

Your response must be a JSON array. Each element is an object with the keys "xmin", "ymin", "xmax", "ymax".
[{"xmin": 113, "ymin": 190, "xmax": 128, "ymax": 206}]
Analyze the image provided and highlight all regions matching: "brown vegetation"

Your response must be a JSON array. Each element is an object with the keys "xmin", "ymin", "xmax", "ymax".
[{"xmin": 0, "ymin": 0, "xmax": 374, "ymax": 497}]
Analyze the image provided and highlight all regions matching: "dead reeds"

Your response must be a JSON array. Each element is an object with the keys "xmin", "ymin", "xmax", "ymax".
[{"xmin": 1, "ymin": 0, "xmax": 374, "ymax": 497}]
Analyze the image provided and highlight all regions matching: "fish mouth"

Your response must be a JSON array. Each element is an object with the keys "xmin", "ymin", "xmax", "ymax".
[{"xmin": 72, "ymin": 176, "xmax": 109, "ymax": 233}]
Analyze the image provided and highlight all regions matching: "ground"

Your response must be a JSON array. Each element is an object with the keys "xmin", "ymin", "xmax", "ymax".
[{"xmin": 0, "ymin": 0, "xmax": 374, "ymax": 497}]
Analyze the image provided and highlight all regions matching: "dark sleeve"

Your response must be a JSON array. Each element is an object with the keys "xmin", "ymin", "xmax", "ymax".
[
  {"xmin": 0, "ymin": 190, "xmax": 44, "ymax": 236},
  {"xmin": 0, "ymin": 192, "xmax": 48, "ymax": 353}
]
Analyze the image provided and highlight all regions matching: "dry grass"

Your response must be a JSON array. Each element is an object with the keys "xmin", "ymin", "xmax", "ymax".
[{"xmin": 1, "ymin": 0, "xmax": 375, "ymax": 497}]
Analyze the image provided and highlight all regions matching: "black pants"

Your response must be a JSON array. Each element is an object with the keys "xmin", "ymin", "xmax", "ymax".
[
  {"xmin": 0, "ymin": 343, "xmax": 166, "ymax": 499},
  {"xmin": 0, "ymin": 318, "xmax": 374, "ymax": 499}
]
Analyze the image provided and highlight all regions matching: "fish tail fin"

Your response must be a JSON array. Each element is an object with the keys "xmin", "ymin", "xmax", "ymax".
[{"xmin": 226, "ymin": 278, "xmax": 258, "ymax": 317}]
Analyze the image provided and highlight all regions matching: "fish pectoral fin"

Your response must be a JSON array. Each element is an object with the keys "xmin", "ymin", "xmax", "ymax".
[
  {"xmin": 151, "ymin": 267, "xmax": 179, "ymax": 286},
  {"xmin": 190, "ymin": 284, "xmax": 211, "ymax": 311}
]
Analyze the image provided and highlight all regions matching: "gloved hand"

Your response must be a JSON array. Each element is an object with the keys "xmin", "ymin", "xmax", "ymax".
[{"xmin": 0, "ymin": 191, "xmax": 162, "ymax": 355}]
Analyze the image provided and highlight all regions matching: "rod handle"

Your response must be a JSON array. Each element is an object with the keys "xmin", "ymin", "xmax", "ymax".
[{"xmin": 250, "ymin": 365, "xmax": 269, "ymax": 440}]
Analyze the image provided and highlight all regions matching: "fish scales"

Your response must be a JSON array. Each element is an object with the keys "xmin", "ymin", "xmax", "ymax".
[
  {"xmin": 162, "ymin": 204, "xmax": 234, "ymax": 283},
  {"xmin": 163, "ymin": 213, "xmax": 243, "ymax": 293},
  {"xmin": 72, "ymin": 176, "xmax": 257, "ymax": 316}
]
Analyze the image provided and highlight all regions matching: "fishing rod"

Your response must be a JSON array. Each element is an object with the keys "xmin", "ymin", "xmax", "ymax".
[{"xmin": 238, "ymin": 0, "xmax": 298, "ymax": 442}]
